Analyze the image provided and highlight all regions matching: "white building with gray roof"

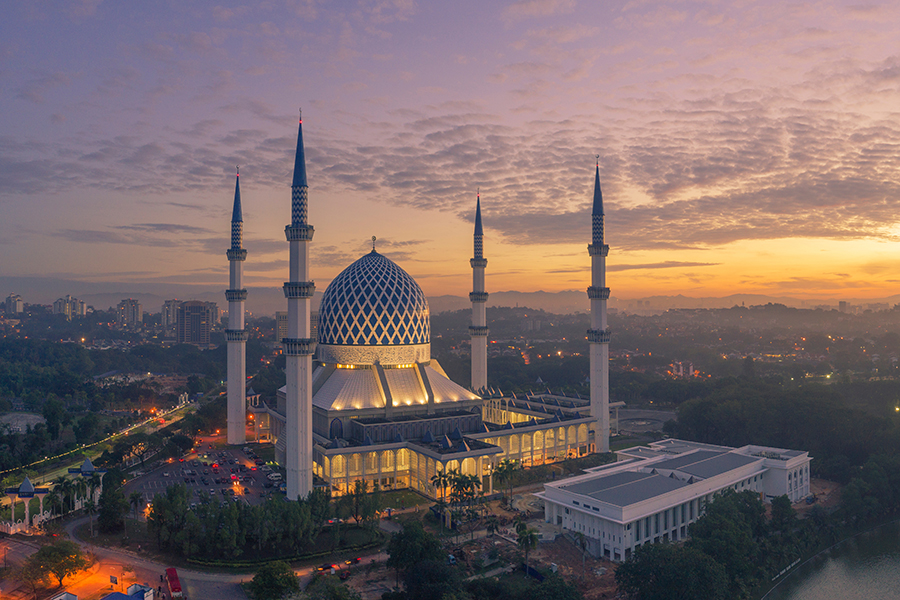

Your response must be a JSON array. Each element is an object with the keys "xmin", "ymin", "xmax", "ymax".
[{"xmin": 538, "ymin": 439, "xmax": 811, "ymax": 561}]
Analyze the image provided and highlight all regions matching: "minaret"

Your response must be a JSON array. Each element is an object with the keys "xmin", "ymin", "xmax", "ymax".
[
  {"xmin": 469, "ymin": 191, "xmax": 489, "ymax": 391},
  {"xmin": 226, "ymin": 168, "xmax": 248, "ymax": 446},
  {"xmin": 283, "ymin": 111, "xmax": 315, "ymax": 500},
  {"xmin": 587, "ymin": 160, "xmax": 610, "ymax": 453}
]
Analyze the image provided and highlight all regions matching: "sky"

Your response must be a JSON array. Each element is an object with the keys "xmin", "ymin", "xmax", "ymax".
[{"xmin": 2, "ymin": 0, "xmax": 900, "ymax": 309}]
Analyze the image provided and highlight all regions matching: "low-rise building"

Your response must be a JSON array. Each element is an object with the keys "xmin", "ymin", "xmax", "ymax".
[{"xmin": 538, "ymin": 439, "xmax": 811, "ymax": 562}]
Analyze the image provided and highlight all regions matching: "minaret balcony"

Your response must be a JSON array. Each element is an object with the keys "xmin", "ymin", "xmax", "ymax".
[
  {"xmin": 469, "ymin": 325, "xmax": 490, "ymax": 337},
  {"xmin": 225, "ymin": 289, "xmax": 248, "ymax": 302},
  {"xmin": 285, "ymin": 224, "xmax": 315, "ymax": 241},
  {"xmin": 226, "ymin": 249, "xmax": 248, "ymax": 261},
  {"xmin": 283, "ymin": 337, "xmax": 314, "ymax": 356},
  {"xmin": 587, "ymin": 286, "xmax": 610, "ymax": 300},
  {"xmin": 283, "ymin": 281, "xmax": 316, "ymax": 299},
  {"xmin": 587, "ymin": 244, "xmax": 609, "ymax": 257},
  {"xmin": 226, "ymin": 329, "xmax": 249, "ymax": 342},
  {"xmin": 470, "ymin": 258, "xmax": 488, "ymax": 268},
  {"xmin": 469, "ymin": 292, "xmax": 489, "ymax": 303},
  {"xmin": 587, "ymin": 328, "xmax": 611, "ymax": 343}
]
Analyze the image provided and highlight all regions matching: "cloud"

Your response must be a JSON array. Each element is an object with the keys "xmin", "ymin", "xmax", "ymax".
[
  {"xmin": 16, "ymin": 71, "xmax": 72, "ymax": 104},
  {"xmin": 608, "ymin": 261, "xmax": 719, "ymax": 272},
  {"xmin": 503, "ymin": 0, "xmax": 576, "ymax": 21}
]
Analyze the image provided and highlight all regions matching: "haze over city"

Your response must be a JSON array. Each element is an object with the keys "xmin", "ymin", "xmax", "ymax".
[{"xmin": 3, "ymin": 0, "xmax": 900, "ymax": 310}]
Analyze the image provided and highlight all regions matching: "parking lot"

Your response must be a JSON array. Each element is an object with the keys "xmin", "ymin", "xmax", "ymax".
[{"xmin": 126, "ymin": 436, "xmax": 286, "ymax": 510}]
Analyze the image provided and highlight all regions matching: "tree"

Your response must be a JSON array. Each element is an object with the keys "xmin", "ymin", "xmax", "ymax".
[
  {"xmin": 516, "ymin": 526, "xmax": 538, "ymax": 576},
  {"xmin": 128, "ymin": 491, "xmax": 143, "ymax": 536},
  {"xmin": 573, "ymin": 531, "xmax": 588, "ymax": 580},
  {"xmin": 84, "ymin": 497, "xmax": 97, "ymax": 537},
  {"xmin": 249, "ymin": 560, "xmax": 299, "ymax": 600},
  {"xmin": 386, "ymin": 521, "xmax": 444, "ymax": 587},
  {"xmin": 770, "ymin": 495, "xmax": 796, "ymax": 533},
  {"xmin": 98, "ymin": 484, "xmax": 128, "ymax": 533},
  {"xmin": 16, "ymin": 558, "xmax": 50, "ymax": 598},
  {"xmin": 27, "ymin": 540, "xmax": 89, "ymax": 588},
  {"xmin": 431, "ymin": 467, "xmax": 450, "ymax": 504},
  {"xmin": 403, "ymin": 559, "xmax": 462, "ymax": 600},
  {"xmin": 493, "ymin": 459, "xmax": 520, "ymax": 505},
  {"xmin": 615, "ymin": 542, "xmax": 729, "ymax": 600},
  {"xmin": 305, "ymin": 574, "xmax": 362, "ymax": 600}
]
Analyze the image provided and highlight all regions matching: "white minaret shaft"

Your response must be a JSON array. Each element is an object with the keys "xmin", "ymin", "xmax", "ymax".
[
  {"xmin": 469, "ymin": 192, "xmax": 488, "ymax": 391},
  {"xmin": 587, "ymin": 162, "xmax": 610, "ymax": 453},
  {"xmin": 226, "ymin": 169, "xmax": 248, "ymax": 446},
  {"xmin": 283, "ymin": 113, "xmax": 315, "ymax": 500}
]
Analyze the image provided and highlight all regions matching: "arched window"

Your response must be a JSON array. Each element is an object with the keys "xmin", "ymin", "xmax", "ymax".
[{"xmin": 330, "ymin": 418, "xmax": 343, "ymax": 440}]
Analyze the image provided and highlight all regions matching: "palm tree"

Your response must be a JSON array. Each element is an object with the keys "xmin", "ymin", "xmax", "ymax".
[
  {"xmin": 54, "ymin": 477, "xmax": 74, "ymax": 514},
  {"xmin": 573, "ymin": 531, "xmax": 588, "ymax": 580},
  {"xmin": 85, "ymin": 497, "xmax": 97, "ymax": 538},
  {"xmin": 47, "ymin": 488, "xmax": 62, "ymax": 519},
  {"xmin": 430, "ymin": 468, "xmax": 450, "ymax": 504},
  {"xmin": 517, "ymin": 526, "xmax": 538, "ymax": 576},
  {"xmin": 494, "ymin": 459, "xmax": 520, "ymax": 506},
  {"xmin": 430, "ymin": 467, "xmax": 450, "ymax": 535},
  {"xmin": 128, "ymin": 492, "xmax": 143, "ymax": 537},
  {"xmin": 485, "ymin": 515, "xmax": 500, "ymax": 537}
]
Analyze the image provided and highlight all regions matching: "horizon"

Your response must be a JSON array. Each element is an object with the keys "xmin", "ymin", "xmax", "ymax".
[{"xmin": 3, "ymin": 2, "xmax": 900, "ymax": 301}]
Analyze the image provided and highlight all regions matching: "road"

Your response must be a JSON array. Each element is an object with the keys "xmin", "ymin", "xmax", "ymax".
[{"xmin": 65, "ymin": 515, "xmax": 251, "ymax": 600}]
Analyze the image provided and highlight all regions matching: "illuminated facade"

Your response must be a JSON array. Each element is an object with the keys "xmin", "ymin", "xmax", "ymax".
[{"xmin": 245, "ymin": 117, "xmax": 609, "ymax": 498}]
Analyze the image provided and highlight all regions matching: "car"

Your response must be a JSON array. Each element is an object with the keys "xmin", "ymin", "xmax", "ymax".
[
  {"xmin": 345, "ymin": 557, "xmax": 361, "ymax": 565},
  {"xmin": 264, "ymin": 482, "xmax": 274, "ymax": 488},
  {"xmin": 318, "ymin": 563, "xmax": 337, "ymax": 572},
  {"xmin": 184, "ymin": 478, "xmax": 190, "ymax": 483},
  {"xmin": 243, "ymin": 487, "xmax": 249, "ymax": 494},
  {"xmin": 259, "ymin": 491, "xmax": 266, "ymax": 497},
  {"xmin": 204, "ymin": 469, "xmax": 210, "ymax": 475},
  {"xmin": 163, "ymin": 472, "xmax": 170, "ymax": 477},
  {"xmin": 254, "ymin": 459, "xmax": 265, "ymax": 465}
]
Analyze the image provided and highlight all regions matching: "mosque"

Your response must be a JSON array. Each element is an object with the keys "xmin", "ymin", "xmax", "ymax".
[{"xmin": 226, "ymin": 116, "xmax": 612, "ymax": 500}]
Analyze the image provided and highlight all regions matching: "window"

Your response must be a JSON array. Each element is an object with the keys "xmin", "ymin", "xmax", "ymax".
[{"xmin": 654, "ymin": 514, "xmax": 659, "ymax": 534}]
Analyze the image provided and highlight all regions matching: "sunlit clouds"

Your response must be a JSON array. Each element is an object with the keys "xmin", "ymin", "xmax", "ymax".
[{"xmin": 2, "ymin": 1, "xmax": 900, "ymax": 306}]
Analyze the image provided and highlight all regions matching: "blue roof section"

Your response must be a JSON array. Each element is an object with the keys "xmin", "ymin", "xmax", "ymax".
[
  {"xmin": 592, "ymin": 163, "xmax": 603, "ymax": 216},
  {"xmin": 231, "ymin": 170, "xmax": 242, "ymax": 222},
  {"xmin": 317, "ymin": 251, "xmax": 430, "ymax": 347},
  {"xmin": 292, "ymin": 116, "xmax": 308, "ymax": 188},
  {"xmin": 474, "ymin": 194, "xmax": 483, "ymax": 236}
]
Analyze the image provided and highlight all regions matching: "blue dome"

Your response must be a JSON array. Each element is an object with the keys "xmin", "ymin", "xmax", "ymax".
[{"xmin": 318, "ymin": 251, "xmax": 429, "ymax": 347}]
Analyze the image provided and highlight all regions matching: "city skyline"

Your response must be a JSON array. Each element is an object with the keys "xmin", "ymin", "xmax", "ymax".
[{"xmin": 3, "ymin": 1, "xmax": 900, "ymax": 302}]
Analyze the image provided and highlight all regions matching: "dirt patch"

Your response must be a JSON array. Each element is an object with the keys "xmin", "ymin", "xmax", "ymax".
[
  {"xmin": 531, "ymin": 537, "xmax": 618, "ymax": 600},
  {"xmin": 795, "ymin": 478, "xmax": 841, "ymax": 515},
  {"xmin": 0, "ymin": 412, "xmax": 45, "ymax": 432}
]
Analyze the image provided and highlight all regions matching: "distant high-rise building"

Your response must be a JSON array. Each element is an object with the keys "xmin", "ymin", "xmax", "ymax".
[
  {"xmin": 275, "ymin": 311, "xmax": 288, "ymax": 343},
  {"xmin": 276, "ymin": 310, "xmax": 318, "ymax": 346},
  {"xmin": 5, "ymin": 294, "xmax": 23, "ymax": 315},
  {"xmin": 53, "ymin": 295, "xmax": 86, "ymax": 320},
  {"xmin": 117, "ymin": 299, "xmax": 143, "ymax": 330},
  {"xmin": 177, "ymin": 301, "xmax": 216, "ymax": 346},
  {"xmin": 162, "ymin": 299, "xmax": 180, "ymax": 337},
  {"xmin": 839, "ymin": 301, "xmax": 848, "ymax": 313}
]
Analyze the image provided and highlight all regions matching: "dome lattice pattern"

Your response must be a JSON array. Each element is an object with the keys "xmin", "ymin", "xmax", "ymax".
[{"xmin": 318, "ymin": 251, "xmax": 429, "ymax": 347}]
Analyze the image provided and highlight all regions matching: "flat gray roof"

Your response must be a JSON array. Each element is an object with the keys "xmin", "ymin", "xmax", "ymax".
[
  {"xmin": 678, "ymin": 453, "xmax": 759, "ymax": 479},
  {"xmin": 652, "ymin": 450, "xmax": 725, "ymax": 471},
  {"xmin": 560, "ymin": 470, "xmax": 690, "ymax": 508}
]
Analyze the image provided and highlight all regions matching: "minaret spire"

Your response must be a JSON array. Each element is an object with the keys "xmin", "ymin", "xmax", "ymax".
[
  {"xmin": 587, "ymin": 158, "xmax": 610, "ymax": 453},
  {"xmin": 226, "ymin": 167, "xmax": 249, "ymax": 445},
  {"xmin": 283, "ymin": 108, "xmax": 315, "ymax": 500},
  {"xmin": 469, "ymin": 189, "xmax": 489, "ymax": 391}
]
